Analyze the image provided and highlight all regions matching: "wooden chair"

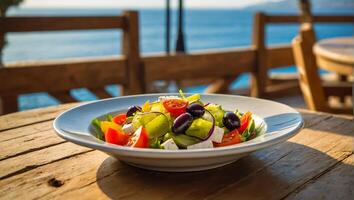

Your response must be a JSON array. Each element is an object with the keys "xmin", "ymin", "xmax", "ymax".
[
  {"xmin": 0, "ymin": 11, "xmax": 143, "ymax": 115},
  {"xmin": 292, "ymin": 24, "xmax": 352, "ymax": 114}
]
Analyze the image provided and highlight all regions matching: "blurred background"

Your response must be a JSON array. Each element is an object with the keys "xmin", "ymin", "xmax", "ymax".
[{"xmin": 2, "ymin": 0, "xmax": 354, "ymax": 111}]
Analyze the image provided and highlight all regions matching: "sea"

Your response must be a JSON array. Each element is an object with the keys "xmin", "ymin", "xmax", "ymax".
[{"xmin": 3, "ymin": 7, "xmax": 354, "ymax": 111}]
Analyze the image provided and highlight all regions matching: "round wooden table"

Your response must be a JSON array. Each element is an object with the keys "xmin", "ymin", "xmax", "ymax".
[{"xmin": 313, "ymin": 37, "xmax": 354, "ymax": 75}]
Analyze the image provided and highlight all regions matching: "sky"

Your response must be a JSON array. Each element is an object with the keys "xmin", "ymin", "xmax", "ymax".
[{"xmin": 21, "ymin": 0, "xmax": 283, "ymax": 9}]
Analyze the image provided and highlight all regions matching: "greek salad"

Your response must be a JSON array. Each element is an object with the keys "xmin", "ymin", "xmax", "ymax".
[{"xmin": 91, "ymin": 91, "xmax": 263, "ymax": 150}]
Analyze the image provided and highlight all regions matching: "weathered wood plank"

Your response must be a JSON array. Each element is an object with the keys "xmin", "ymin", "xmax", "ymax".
[
  {"xmin": 0, "ymin": 151, "xmax": 108, "ymax": 200},
  {"xmin": 206, "ymin": 120, "xmax": 354, "ymax": 200},
  {"xmin": 0, "ymin": 57, "xmax": 127, "ymax": 96},
  {"xmin": 0, "ymin": 110, "xmax": 351, "ymax": 200},
  {"xmin": 33, "ymin": 114, "xmax": 354, "ymax": 199},
  {"xmin": 1, "ymin": 16, "xmax": 126, "ymax": 32},
  {"xmin": 0, "ymin": 142, "xmax": 91, "ymax": 180},
  {"xmin": 285, "ymin": 154, "xmax": 354, "ymax": 200},
  {"xmin": 0, "ymin": 121, "xmax": 52, "ymax": 143},
  {"xmin": 0, "ymin": 103, "xmax": 79, "ymax": 131},
  {"xmin": 0, "ymin": 125, "xmax": 65, "ymax": 161},
  {"xmin": 143, "ymin": 47, "xmax": 255, "ymax": 82}
]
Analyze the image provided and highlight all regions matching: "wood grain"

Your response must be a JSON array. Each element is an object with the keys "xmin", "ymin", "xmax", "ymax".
[
  {"xmin": 0, "ymin": 104, "xmax": 353, "ymax": 200},
  {"xmin": 0, "ymin": 102, "xmax": 79, "ymax": 131}
]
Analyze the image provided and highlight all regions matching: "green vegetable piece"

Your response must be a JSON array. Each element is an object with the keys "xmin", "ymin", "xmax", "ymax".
[
  {"xmin": 151, "ymin": 102, "xmax": 167, "ymax": 113},
  {"xmin": 132, "ymin": 112, "xmax": 159, "ymax": 129},
  {"xmin": 234, "ymin": 109, "xmax": 242, "ymax": 118},
  {"xmin": 163, "ymin": 132, "xmax": 173, "ymax": 142},
  {"xmin": 185, "ymin": 118, "xmax": 213, "ymax": 139},
  {"xmin": 248, "ymin": 119, "xmax": 255, "ymax": 133},
  {"xmin": 150, "ymin": 138, "xmax": 163, "ymax": 149},
  {"xmin": 244, "ymin": 119, "xmax": 257, "ymax": 141},
  {"xmin": 242, "ymin": 129, "xmax": 250, "ymax": 140},
  {"xmin": 167, "ymin": 133, "xmax": 201, "ymax": 148},
  {"xmin": 144, "ymin": 114, "xmax": 170, "ymax": 139},
  {"xmin": 256, "ymin": 123, "xmax": 265, "ymax": 135},
  {"xmin": 179, "ymin": 89, "xmax": 187, "ymax": 99},
  {"xmin": 91, "ymin": 118, "xmax": 105, "ymax": 141},
  {"xmin": 206, "ymin": 104, "xmax": 225, "ymax": 127},
  {"xmin": 106, "ymin": 114, "xmax": 113, "ymax": 122},
  {"xmin": 186, "ymin": 94, "xmax": 201, "ymax": 103}
]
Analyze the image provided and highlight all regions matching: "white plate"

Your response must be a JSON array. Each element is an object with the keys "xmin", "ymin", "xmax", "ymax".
[{"xmin": 53, "ymin": 93, "xmax": 304, "ymax": 172}]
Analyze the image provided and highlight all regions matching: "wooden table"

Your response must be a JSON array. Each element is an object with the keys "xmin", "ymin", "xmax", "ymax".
[
  {"xmin": 0, "ymin": 104, "xmax": 353, "ymax": 200},
  {"xmin": 313, "ymin": 37, "xmax": 354, "ymax": 75}
]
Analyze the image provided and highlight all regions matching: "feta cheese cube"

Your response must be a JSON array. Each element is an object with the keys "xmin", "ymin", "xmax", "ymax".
[
  {"xmin": 158, "ymin": 96, "xmax": 181, "ymax": 102},
  {"xmin": 209, "ymin": 126, "xmax": 224, "ymax": 143},
  {"xmin": 122, "ymin": 123, "xmax": 135, "ymax": 134},
  {"xmin": 187, "ymin": 140, "xmax": 214, "ymax": 150},
  {"xmin": 202, "ymin": 112, "xmax": 213, "ymax": 122},
  {"xmin": 161, "ymin": 139, "xmax": 179, "ymax": 150}
]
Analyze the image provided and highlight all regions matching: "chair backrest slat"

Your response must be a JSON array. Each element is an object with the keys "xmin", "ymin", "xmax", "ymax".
[{"xmin": 292, "ymin": 24, "xmax": 328, "ymax": 111}]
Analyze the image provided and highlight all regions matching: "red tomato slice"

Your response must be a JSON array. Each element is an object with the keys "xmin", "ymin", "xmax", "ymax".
[
  {"xmin": 105, "ymin": 128, "xmax": 130, "ymax": 145},
  {"xmin": 113, "ymin": 114, "xmax": 127, "ymax": 125},
  {"xmin": 237, "ymin": 112, "xmax": 252, "ymax": 134},
  {"xmin": 128, "ymin": 126, "xmax": 149, "ymax": 148},
  {"xmin": 162, "ymin": 99, "xmax": 188, "ymax": 117},
  {"xmin": 214, "ymin": 129, "xmax": 242, "ymax": 147}
]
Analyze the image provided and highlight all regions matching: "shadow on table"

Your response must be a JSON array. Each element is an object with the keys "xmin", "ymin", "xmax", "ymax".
[
  {"xmin": 300, "ymin": 111, "xmax": 354, "ymax": 137},
  {"xmin": 96, "ymin": 142, "xmax": 354, "ymax": 200}
]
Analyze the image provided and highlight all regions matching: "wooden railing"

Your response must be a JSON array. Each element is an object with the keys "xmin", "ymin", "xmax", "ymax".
[
  {"xmin": 0, "ymin": 11, "xmax": 141, "ymax": 114},
  {"xmin": 0, "ymin": 11, "xmax": 353, "ymax": 115}
]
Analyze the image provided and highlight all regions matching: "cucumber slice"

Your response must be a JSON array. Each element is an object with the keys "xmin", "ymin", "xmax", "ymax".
[{"xmin": 185, "ymin": 118, "xmax": 213, "ymax": 139}]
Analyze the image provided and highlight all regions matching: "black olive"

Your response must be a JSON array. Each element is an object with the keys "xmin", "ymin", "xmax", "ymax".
[
  {"xmin": 222, "ymin": 112, "xmax": 241, "ymax": 131},
  {"xmin": 172, "ymin": 113, "xmax": 193, "ymax": 134},
  {"xmin": 186, "ymin": 103, "xmax": 205, "ymax": 118},
  {"xmin": 126, "ymin": 106, "xmax": 142, "ymax": 117}
]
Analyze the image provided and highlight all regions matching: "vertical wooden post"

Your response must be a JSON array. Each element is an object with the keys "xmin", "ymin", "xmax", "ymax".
[
  {"xmin": 292, "ymin": 24, "xmax": 328, "ymax": 112},
  {"xmin": 0, "ymin": 18, "xmax": 5, "ymax": 67},
  {"xmin": 0, "ymin": 18, "xmax": 18, "ymax": 114},
  {"xmin": 250, "ymin": 12, "xmax": 267, "ymax": 97},
  {"xmin": 122, "ymin": 11, "xmax": 144, "ymax": 95}
]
